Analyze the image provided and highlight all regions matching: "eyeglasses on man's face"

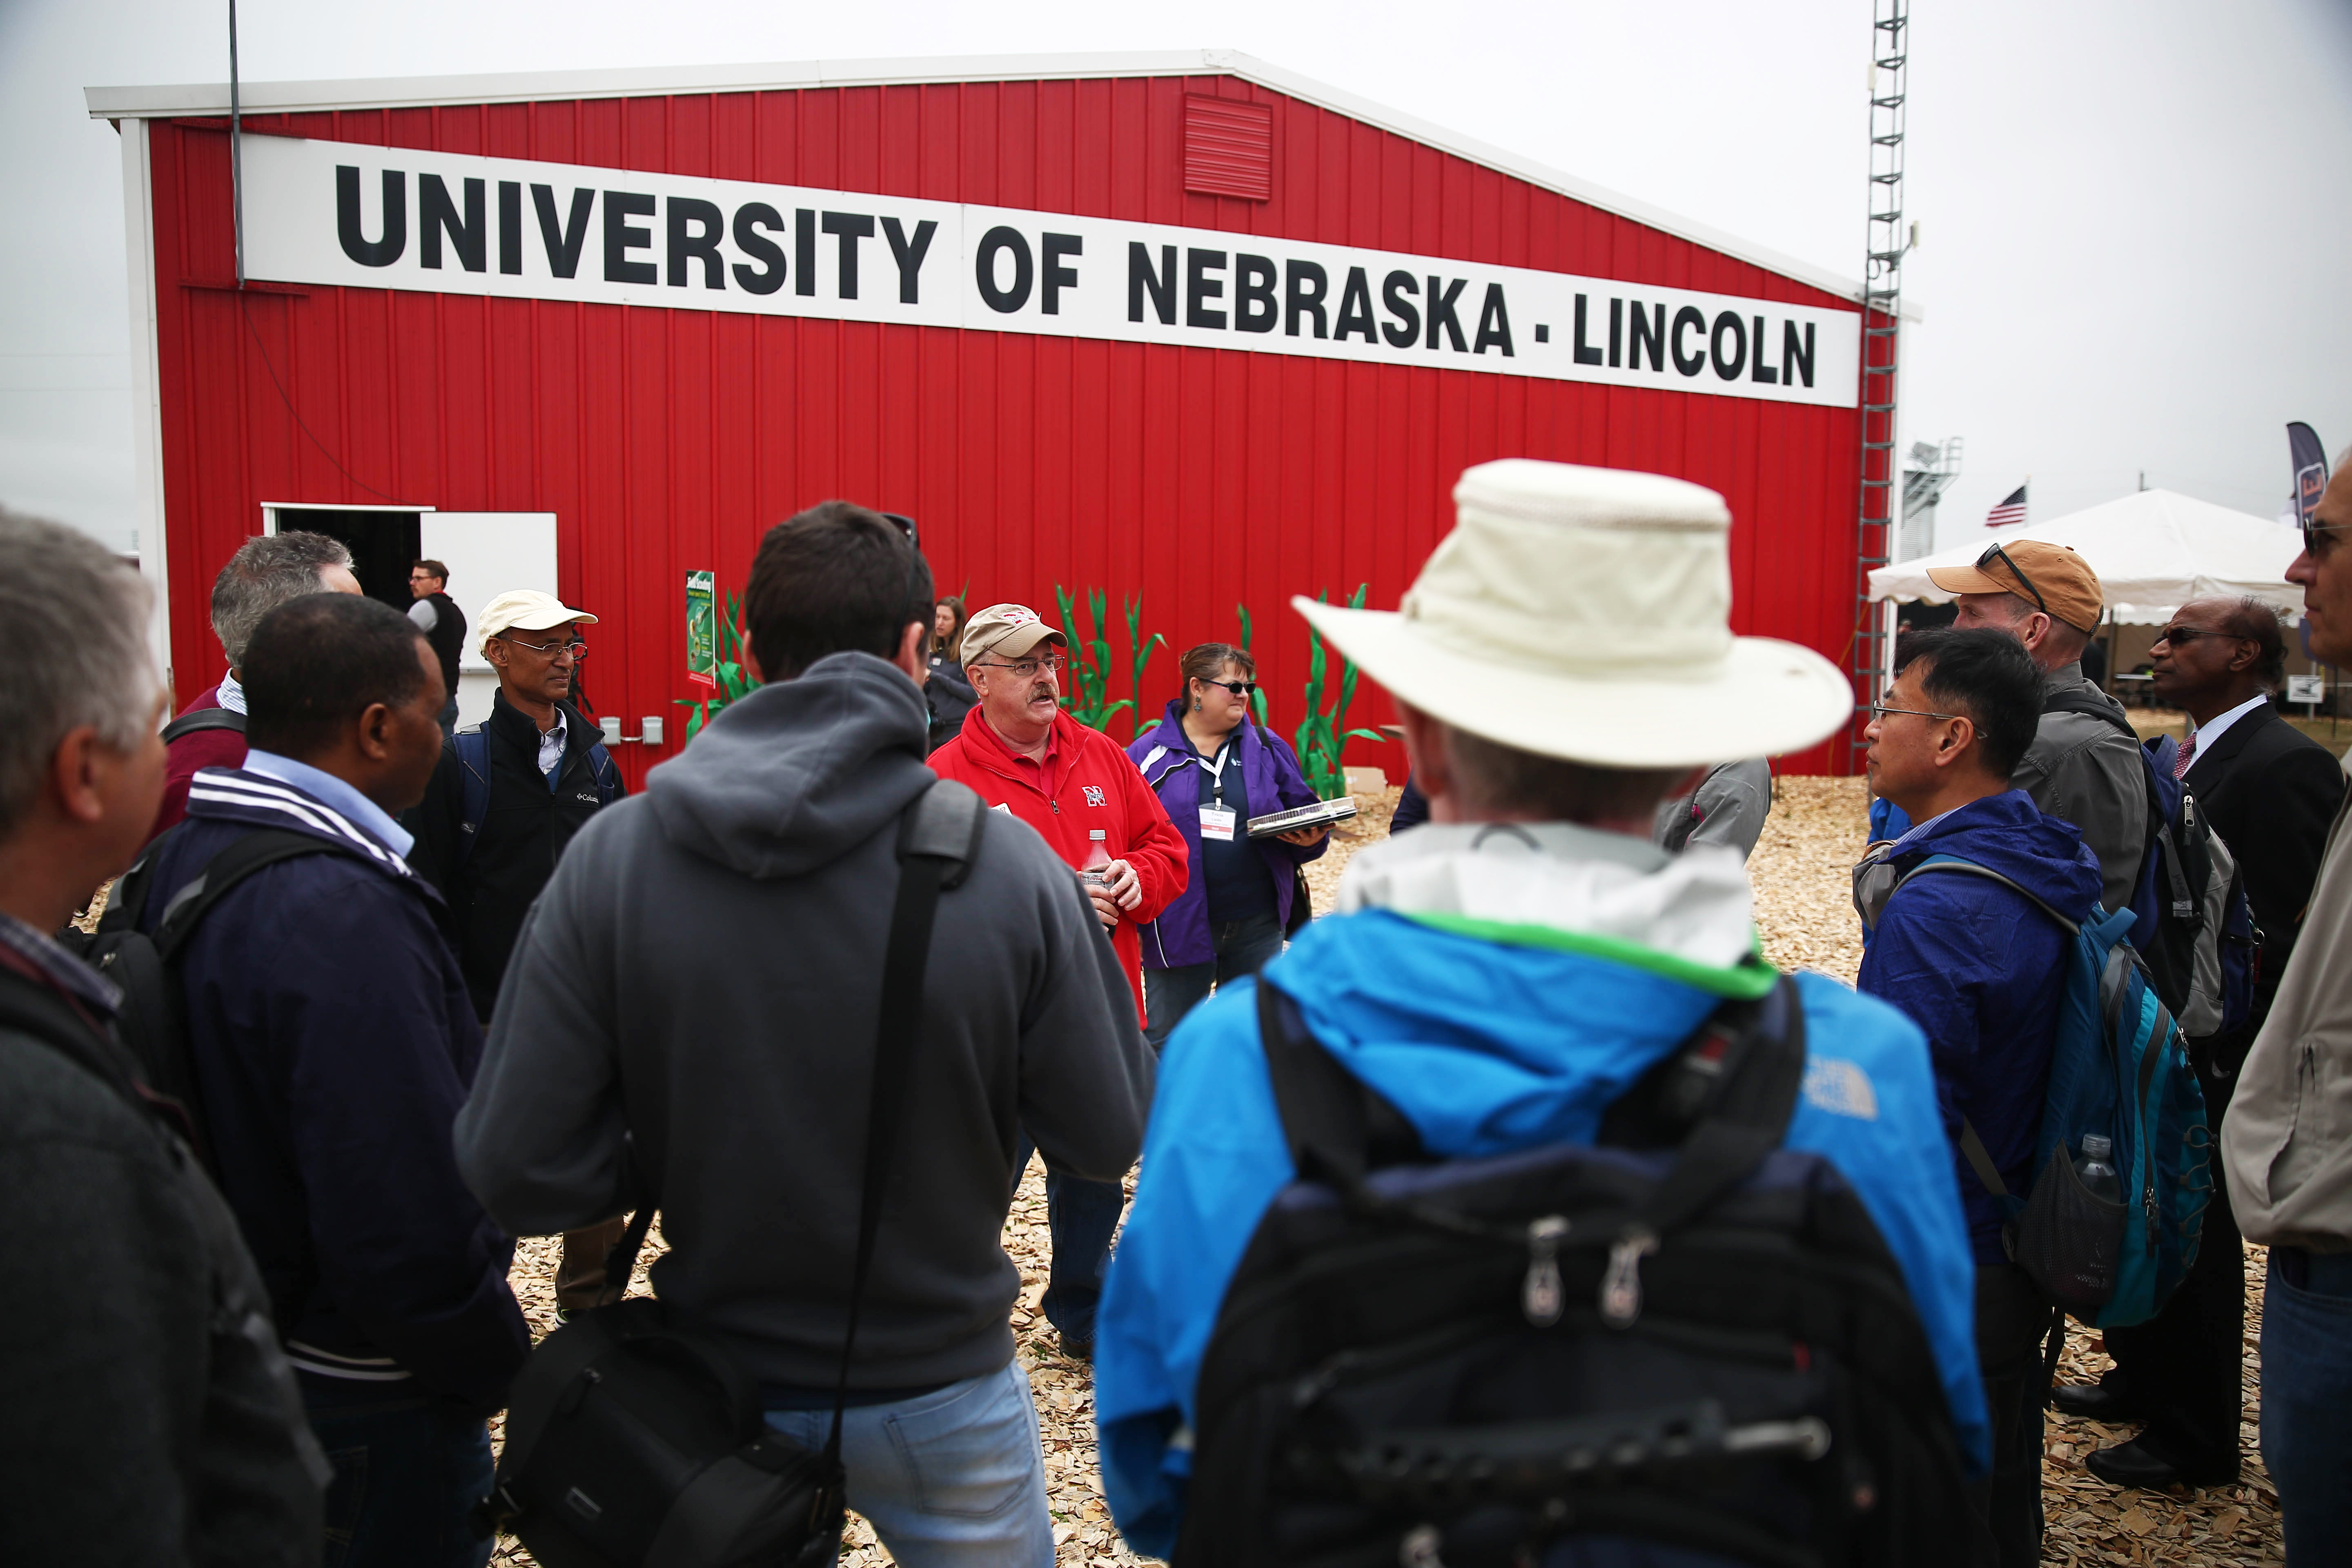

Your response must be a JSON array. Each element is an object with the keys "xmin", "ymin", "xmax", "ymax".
[
  {"xmin": 1867, "ymin": 702, "xmax": 1958, "ymax": 724},
  {"xmin": 1197, "ymin": 678, "xmax": 1259, "ymax": 697},
  {"xmin": 2152, "ymin": 624, "xmax": 2239, "ymax": 650},
  {"xmin": 408, "ymin": 570, "xmax": 441, "ymax": 582},
  {"xmin": 2302, "ymin": 512, "xmax": 2351, "ymax": 560},
  {"xmin": 505, "ymin": 633, "xmax": 587, "ymax": 659},
  {"xmin": 978, "ymin": 653, "xmax": 1065, "ymax": 680}
]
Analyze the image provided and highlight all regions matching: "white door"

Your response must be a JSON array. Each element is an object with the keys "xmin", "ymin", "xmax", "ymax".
[{"xmin": 419, "ymin": 512, "xmax": 559, "ymax": 729}]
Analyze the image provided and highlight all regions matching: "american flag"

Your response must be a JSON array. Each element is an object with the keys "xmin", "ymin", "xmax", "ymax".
[{"xmin": 1985, "ymin": 484, "xmax": 2028, "ymax": 528}]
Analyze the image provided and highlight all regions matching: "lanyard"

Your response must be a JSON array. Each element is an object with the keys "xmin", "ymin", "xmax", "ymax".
[{"xmin": 1201, "ymin": 739, "xmax": 1235, "ymax": 808}]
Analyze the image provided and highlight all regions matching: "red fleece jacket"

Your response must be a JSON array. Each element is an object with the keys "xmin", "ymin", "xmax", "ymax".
[{"xmin": 929, "ymin": 707, "xmax": 1187, "ymax": 1025}]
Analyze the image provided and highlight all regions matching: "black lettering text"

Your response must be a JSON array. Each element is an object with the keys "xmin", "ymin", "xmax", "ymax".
[
  {"xmin": 1782, "ymin": 321, "xmax": 1815, "ymax": 388},
  {"xmin": 668, "ymin": 197, "xmax": 725, "ymax": 290},
  {"xmin": 1670, "ymin": 305, "xmax": 1708, "ymax": 376},
  {"xmin": 531, "ymin": 185, "xmax": 592, "ymax": 279},
  {"xmin": 1474, "ymin": 284, "xmax": 1514, "ymax": 356},
  {"xmin": 1608, "ymin": 298, "xmax": 1623, "ymax": 367},
  {"xmin": 1426, "ymin": 275, "xmax": 1468, "ymax": 351},
  {"xmin": 1284, "ymin": 260, "xmax": 1329, "ymax": 338},
  {"xmin": 1187, "ymin": 249, "xmax": 1228, "ymax": 329},
  {"xmin": 1042, "ymin": 232, "xmax": 1081, "ymax": 315},
  {"xmin": 1380, "ymin": 271, "xmax": 1420, "ymax": 348},
  {"xmin": 336, "ymin": 166, "xmax": 405, "ymax": 267},
  {"xmin": 1129, "ymin": 243, "xmax": 1176, "ymax": 324},
  {"xmin": 731, "ymin": 203, "xmax": 787, "ymax": 295},
  {"xmin": 881, "ymin": 216, "xmax": 937, "ymax": 303},
  {"xmin": 1334, "ymin": 268, "xmax": 1378, "ymax": 343},
  {"xmin": 795, "ymin": 209, "xmax": 816, "ymax": 297},
  {"xmin": 1710, "ymin": 311, "xmax": 1747, "ymax": 381},
  {"xmin": 822, "ymin": 211, "xmax": 875, "ymax": 299},
  {"xmin": 1629, "ymin": 301, "xmax": 1666, "ymax": 372},
  {"xmin": 603, "ymin": 191, "xmax": 657, "ymax": 285},
  {"xmin": 497, "ymin": 182, "xmax": 522, "ymax": 275},
  {"xmin": 1572, "ymin": 293, "xmax": 1602, "ymax": 365},
  {"xmin": 1234, "ymin": 254, "xmax": 1278, "ymax": 333},
  {"xmin": 1750, "ymin": 316, "xmax": 1778, "ymax": 383},
  {"xmin": 976, "ymin": 226, "xmax": 1033, "ymax": 312},
  {"xmin": 420, "ymin": 174, "xmax": 486, "ymax": 273}
]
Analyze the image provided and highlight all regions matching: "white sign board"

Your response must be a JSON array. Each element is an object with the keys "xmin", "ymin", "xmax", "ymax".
[
  {"xmin": 2287, "ymin": 674, "xmax": 2327, "ymax": 704},
  {"xmin": 238, "ymin": 135, "xmax": 1860, "ymax": 408},
  {"xmin": 419, "ymin": 511, "xmax": 558, "ymax": 728}
]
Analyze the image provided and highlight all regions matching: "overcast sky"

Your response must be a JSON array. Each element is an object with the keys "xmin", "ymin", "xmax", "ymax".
[{"xmin": 6, "ymin": 0, "xmax": 2348, "ymax": 554}]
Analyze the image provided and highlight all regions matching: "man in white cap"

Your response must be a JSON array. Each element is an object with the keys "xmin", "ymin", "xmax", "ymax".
[
  {"xmin": 405, "ymin": 588, "xmax": 624, "ymax": 1317},
  {"xmin": 1093, "ymin": 460, "xmax": 1987, "ymax": 1561}
]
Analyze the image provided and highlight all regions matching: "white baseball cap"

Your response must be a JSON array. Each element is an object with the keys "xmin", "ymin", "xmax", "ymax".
[{"xmin": 477, "ymin": 588, "xmax": 598, "ymax": 653}]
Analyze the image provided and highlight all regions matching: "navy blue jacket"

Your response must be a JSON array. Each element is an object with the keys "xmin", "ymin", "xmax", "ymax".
[
  {"xmin": 143, "ymin": 766, "xmax": 528, "ymax": 1407},
  {"xmin": 1856, "ymin": 789, "xmax": 2103, "ymax": 1264}
]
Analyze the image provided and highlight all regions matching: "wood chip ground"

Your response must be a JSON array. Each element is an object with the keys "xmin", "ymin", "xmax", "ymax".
[{"xmin": 493, "ymin": 778, "xmax": 2285, "ymax": 1564}]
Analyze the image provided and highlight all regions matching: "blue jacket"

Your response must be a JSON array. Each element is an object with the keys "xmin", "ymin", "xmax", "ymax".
[
  {"xmin": 1127, "ymin": 703, "xmax": 1326, "ymax": 967},
  {"xmin": 143, "ymin": 766, "xmax": 528, "ymax": 1406},
  {"xmin": 1094, "ymin": 909, "xmax": 1988, "ymax": 1556},
  {"xmin": 1856, "ymin": 790, "xmax": 2104, "ymax": 1265}
]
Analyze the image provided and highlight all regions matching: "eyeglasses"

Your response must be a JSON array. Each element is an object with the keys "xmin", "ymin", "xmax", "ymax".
[
  {"xmin": 1975, "ymin": 542, "xmax": 2049, "ymax": 615},
  {"xmin": 2152, "ymin": 624, "xmax": 2238, "ymax": 648},
  {"xmin": 976, "ymin": 654, "xmax": 1065, "ymax": 679},
  {"xmin": 1867, "ymin": 703, "xmax": 1958, "ymax": 723},
  {"xmin": 2302, "ymin": 512, "xmax": 2350, "ymax": 559},
  {"xmin": 1198, "ymin": 678, "xmax": 1260, "ymax": 697},
  {"xmin": 505, "ymin": 633, "xmax": 587, "ymax": 659}
]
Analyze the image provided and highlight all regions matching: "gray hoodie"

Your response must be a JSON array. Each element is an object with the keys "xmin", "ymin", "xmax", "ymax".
[{"xmin": 455, "ymin": 651, "xmax": 1152, "ymax": 1389}]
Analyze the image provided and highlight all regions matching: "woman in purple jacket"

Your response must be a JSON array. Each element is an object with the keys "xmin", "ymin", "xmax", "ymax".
[{"xmin": 1128, "ymin": 644, "xmax": 1331, "ymax": 1050}]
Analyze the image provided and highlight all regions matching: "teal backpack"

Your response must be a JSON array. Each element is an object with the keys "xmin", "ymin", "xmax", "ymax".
[{"xmin": 1895, "ymin": 855, "xmax": 2212, "ymax": 1329}]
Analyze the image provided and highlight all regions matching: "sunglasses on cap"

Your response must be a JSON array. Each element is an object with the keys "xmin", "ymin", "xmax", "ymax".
[{"xmin": 1974, "ymin": 542, "xmax": 2049, "ymax": 615}]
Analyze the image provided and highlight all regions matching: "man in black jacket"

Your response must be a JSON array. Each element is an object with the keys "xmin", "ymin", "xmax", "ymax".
[
  {"xmin": 408, "ymin": 559, "xmax": 468, "ymax": 735},
  {"xmin": 2061, "ymin": 595, "xmax": 2346, "ymax": 1490},
  {"xmin": 406, "ymin": 587, "xmax": 623, "ymax": 1315},
  {"xmin": 0, "ymin": 508, "xmax": 325, "ymax": 1567}
]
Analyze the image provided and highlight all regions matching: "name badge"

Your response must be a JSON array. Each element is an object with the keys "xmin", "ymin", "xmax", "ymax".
[{"xmin": 1199, "ymin": 806, "xmax": 1238, "ymax": 842}]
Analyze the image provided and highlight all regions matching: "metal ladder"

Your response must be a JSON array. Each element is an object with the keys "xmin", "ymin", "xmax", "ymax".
[{"xmin": 1849, "ymin": 0, "xmax": 1911, "ymax": 771}]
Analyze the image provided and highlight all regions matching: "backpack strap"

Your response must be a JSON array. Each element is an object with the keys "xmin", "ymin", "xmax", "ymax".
[
  {"xmin": 161, "ymin": 707, "xmax": 247, "ymax": 744},
  {"xmin": 1255, "ymin": 980, "xmax": 1426, "ymax": 1192},
  {"xmin": 453, "ymin": 729, "xmax": 492, "ymax": 866},
  {"xmin": 147, "ymin": 829, "xmax": 345, "ymax": 960},
  {"xmin": 1619, "ymin": 973, "xmax": 1807, "ymax": 1243},
  {"xmin": 2041, "ymin": 691, "xmax": 2138, "ymax": 740},
  {"xmin": 588, "ymin": 742, "xmax": 623, "ymax": 806},
  {"xmin": 1893, "ymin": 855, "xmax": 2082, "ymax": 937}
]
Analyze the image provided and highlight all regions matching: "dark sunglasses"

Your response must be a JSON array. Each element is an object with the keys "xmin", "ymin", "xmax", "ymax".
[
  {"xmin": 2302, "ymin": 512, "xmax": 2350, "ymax": 559},
  {"xmin": 2152, "ymin": 624, "xmax": 2238, "ymax": 648},
  {"xmin": 1975, "ymin": 542, "xmax": 2048, "ymax": 615},
  {"xmin": 1198, "ymin": 678, "xmax": 1260, "ymax": 697}
]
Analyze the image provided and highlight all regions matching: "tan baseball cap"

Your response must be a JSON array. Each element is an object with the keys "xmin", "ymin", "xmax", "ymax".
[
  {"xmin": 960, "ymin": 603, "xmax": 1065, "ymax": 666},
  {"xmin": 477, "ymin": 588, "xmax": 597, "ymax": 653},
  {"xmin": 1926, "ymin": 541, "xmax": 2104, "ymax": 633}
]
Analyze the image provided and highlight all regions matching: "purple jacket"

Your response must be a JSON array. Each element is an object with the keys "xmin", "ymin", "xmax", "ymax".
[{"xmin": 1128, "ymin": 701, "xmax": 1328, "ymax": 968}]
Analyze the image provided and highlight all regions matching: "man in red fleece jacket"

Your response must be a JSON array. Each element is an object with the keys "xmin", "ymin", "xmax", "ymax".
[{"xmin": 928, "ymin": 601, "xmax": 1185, "ymax": 1359}]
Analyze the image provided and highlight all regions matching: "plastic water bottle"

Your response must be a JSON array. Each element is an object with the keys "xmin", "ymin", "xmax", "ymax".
[
  {"xmin": 2076, "ymin": 1134, "xmax": 2123, "ymax": 1204},
  {"xmin": 1079, "ymin": 829, "xmax": 1112, "ymax": 889}
]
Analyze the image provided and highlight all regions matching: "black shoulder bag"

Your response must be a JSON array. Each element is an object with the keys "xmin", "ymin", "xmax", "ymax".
[{"xmin": 480, "ymin": 780, "xmax": 987, "ymax": 1568}]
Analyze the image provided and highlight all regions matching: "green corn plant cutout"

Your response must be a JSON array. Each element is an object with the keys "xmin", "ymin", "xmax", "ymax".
[
  {"xmin": 1294, "ymin": 584, "xmax": 1383, "ymax": 800},
  {"xmin": 676, "ymin": 590, "xmax": 761, "ymax": 743},
  {"xmin": 1052, "ymin": 584, "xmax": 1133, "ymax": 734},
  {"xmin": 1125, "ymin": 594, "xmax": 1167, "ymax": 737},
  {"xmin": 1234, "ymin": 603, "xmax": 1270, "ymax": 726}
]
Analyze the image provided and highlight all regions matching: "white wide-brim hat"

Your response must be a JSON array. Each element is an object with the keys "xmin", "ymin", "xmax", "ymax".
[{"xmin": 1294, "ymin": 459, "xmax": 1852, "ymax": 769}]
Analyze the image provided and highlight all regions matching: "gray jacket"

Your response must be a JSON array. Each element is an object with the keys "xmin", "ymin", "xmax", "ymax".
[
  {"xmin": 2225, "ymin": 753, "xmax": 2352, "ymax": 1250},
  {"xmin": 455, "ymin": 652, "xmax": 1153, "ymax": 1390},
  {"xmin": 1653, "ymin": 759, "xmax": 1772, "ymax": 860},
  {"xmin": 2016, "ymin": 662, "xmax": 2147, "ymax": 913}
]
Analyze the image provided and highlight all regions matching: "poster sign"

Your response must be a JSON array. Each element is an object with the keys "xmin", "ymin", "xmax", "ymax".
[
  {"xmin": 2290, "ymin": 422, "xmax": 2331, "ymax": 530},
  {"xmin": 686, "ymin": 570, "xmax": 716, "ymax": 691},
  {"xmin": 235, "ymin": 134, "xmax": 1861, "ymax": 409},
  {"xmin": 2288, "ymin": 673, "xmax": 2327, "ymax": 705}
]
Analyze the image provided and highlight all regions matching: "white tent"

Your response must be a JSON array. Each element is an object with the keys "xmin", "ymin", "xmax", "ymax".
[{"xmin": 1867, "ymin": 488, "xmax": 2304, "ymax": 624}]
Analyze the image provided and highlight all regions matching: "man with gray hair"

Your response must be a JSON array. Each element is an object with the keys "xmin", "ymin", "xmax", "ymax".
[
  {"xmin": 149, "ymin": 529, "xmax": 362, "ymax": 841},
  {"xmin": 0, "ymin": 509, "xmax": 326, "ymax": 1565}
]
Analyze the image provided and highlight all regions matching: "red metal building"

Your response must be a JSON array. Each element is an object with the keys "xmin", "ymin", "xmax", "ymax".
[{"xmin": 89, "ymin": 51, "xmax": 1870, "ymax": 779}]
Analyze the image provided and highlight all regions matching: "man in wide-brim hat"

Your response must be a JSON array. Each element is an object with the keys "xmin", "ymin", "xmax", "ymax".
[{"xmin": 1091, "ymin": 458, "xmax": 1989, "ymax": 1557}]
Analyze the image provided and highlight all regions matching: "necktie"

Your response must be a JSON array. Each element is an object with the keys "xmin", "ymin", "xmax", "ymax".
[{"xmin": 2174, "ymin": 731, "xmax": 2197, "ymax": 780}]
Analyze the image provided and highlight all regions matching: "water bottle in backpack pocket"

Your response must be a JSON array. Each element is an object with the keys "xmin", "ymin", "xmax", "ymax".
[{"xmin": 2006, "ymin": 1135, "xmax": 2126, "ymax": 1315}]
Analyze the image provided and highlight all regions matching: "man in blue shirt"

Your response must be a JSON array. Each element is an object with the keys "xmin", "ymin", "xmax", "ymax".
[
  {"xmin": 1855, "ymin": 626, "xmax": 2103, "ymax": 1568},
  {"xmin": 1095, "ymin": 459, "xmax": 1987, "ymax": 1561}
]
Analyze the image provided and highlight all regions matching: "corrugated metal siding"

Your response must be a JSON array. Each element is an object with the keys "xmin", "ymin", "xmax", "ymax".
[
  {"xmin": 148, "ymin": 74, "xmax": 1861, "ymax": 782},
  {"xmin": 1182, "ymin": 96, "xmax": 1274, "ymax": 201}
]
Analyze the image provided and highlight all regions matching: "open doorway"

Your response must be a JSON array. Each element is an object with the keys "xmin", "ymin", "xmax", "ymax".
[{"xmin": 268, "ymin": 508, "xmax": 422, "ymax": 612}]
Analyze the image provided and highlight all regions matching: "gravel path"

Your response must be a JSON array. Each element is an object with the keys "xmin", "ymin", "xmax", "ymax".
[{"xmin": 493, "ymin": 777, "xmax": 2285, "ymax": 1565}]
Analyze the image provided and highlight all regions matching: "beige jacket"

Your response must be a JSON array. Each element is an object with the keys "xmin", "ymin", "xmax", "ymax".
[{"xmin": 2223, "ymin": 748, "xmax": 2352, "ymax": 1250}]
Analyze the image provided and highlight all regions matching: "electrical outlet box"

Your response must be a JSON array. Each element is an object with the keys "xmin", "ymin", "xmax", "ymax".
[
  {"xmin": 598, "ymin": 715, "xmax": 622, "ymax": 745},
  {"xmin": 640, "ymin": 716, "xmax": 665, "ymax": 747}
]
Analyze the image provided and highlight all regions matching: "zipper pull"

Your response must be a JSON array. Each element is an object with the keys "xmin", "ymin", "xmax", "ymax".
[
  {"xmin": 1599, "ymin": 1229, "xmax": 1659, "ymax": 1328},
  {"xmin": 1521, "ymin": 1215, "xmax": 1570, "ymax": 1326}
]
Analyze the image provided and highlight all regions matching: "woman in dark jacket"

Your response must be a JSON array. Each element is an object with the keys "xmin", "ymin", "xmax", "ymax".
[
  {"xmin": 1127, "ymin": 642, "xmax": 1330, "ymax": 1049},
  {"xmin": 924, "ymin": 596, "xmax": 977, "ymax": 753}
]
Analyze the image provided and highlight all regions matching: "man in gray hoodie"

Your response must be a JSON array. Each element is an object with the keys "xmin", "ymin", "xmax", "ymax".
[{"xmin": 455, "ymin": 501, "xmax": 1152, "ymax": 1568}]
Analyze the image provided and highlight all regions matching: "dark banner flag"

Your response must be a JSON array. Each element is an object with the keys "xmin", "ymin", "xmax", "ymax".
[{"xmin": 2290, "ymin": 422, "xmax": 2330, "ymax": 528}]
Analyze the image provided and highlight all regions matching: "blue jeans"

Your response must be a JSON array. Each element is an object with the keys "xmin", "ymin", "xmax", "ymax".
[
  {"xmin": 1144, "ymin": 909, "xmax": 1287, "ymax": 1053},
  {"xmin": 2261, "ymin": 1247, "xmax": 2352, "ymax": 1562},
  {"xmin": 763, "ymin": 1361, "xmax": 1053, "ymax": 1568},
  {"xmin": 304, "ymin": 1388, "xmax": 494, "ymax": 1568},
  {"xmin": 1007, "ymin": 1136, "xmax": 1127, "ymax": 1346}
]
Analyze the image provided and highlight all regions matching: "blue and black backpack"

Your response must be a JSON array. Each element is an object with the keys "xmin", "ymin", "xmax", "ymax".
[{"xmin": 1890, "ymin": 856, "xmax": 2212, "ymax": 1328}]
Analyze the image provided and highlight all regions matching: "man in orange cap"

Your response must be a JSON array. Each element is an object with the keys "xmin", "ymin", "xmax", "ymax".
[{"xmin": 1919, "ymin": 541, "xmax": 2147, "ymax": 913}]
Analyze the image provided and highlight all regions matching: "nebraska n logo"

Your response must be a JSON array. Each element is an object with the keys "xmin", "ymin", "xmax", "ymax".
[{"xmin": 1082, "ymin": 785, "xmax": 1107, "ymax": 808}]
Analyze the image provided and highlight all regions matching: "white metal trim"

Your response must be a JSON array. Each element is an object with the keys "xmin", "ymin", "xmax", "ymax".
[
  {"xmin": 118, "ymin": 117, "xmax": 174, "ymax": 697},
  {"xmin": 83, "ymin": 49, "xmax": 1904, "ymax": 310}
]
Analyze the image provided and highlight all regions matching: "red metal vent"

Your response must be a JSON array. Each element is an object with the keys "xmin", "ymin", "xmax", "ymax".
[{"xmin": 1183, "ymin": 96, "xmax": 1274, "ymax": 202}]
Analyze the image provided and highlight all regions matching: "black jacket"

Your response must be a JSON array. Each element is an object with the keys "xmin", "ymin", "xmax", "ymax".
[
  {"xmin": 406, "ymin": 690, "xmax": 626, "ymax": 1017},
  {"xmin": 2185, "ymin": 700, "xmax": 2345, "ymax": 998},
  {"xmin": 416, "ymin": 591, "xmax": 466, "ymax": 700},
  {"xmin": 925, "ymin": 653, "xmax": 977, "ymax": 753},
  {"xmin": 0, "ymin": 959, "xmax": 326, "ymax": 1566}
]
